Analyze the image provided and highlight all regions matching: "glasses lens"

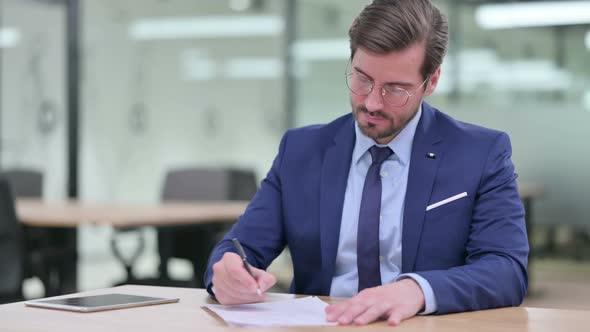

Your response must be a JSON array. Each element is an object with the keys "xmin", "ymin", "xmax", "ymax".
[
  {"xmin": 345, "ymin": 73, "xmax": 412, "ymax": 107},
  {"xmin": 346, "ymin": 74, "xmax": 371, "ymax": 96},
  {"xmin": 383, "ymin": 88, "xmax": 410, "ymax": 107}
]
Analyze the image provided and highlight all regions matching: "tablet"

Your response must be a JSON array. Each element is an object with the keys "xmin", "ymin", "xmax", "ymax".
[{"xmin": 24, "ymin": 293, "xmax": 179, "ymax": 312}]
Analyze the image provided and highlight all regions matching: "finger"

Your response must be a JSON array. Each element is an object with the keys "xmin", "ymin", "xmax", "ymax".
[
  {"xmin": 325, "ymin": 302, "xmax": 349, "ymax": 322},
  {"xmin": 212, "ymin": 262, "xmax": 240, "ymax": 302},
  {"xmin": 251, "ymin": 267, "xmax": 277, "ymax": 292},
  {"xmin": 337, "ymin": 302, "xmax": 372, "ymax": 325},
  {"xmin": 212, "ymin": 254, "xmax": 262, "ymax": 302},
  {"xmin": 212, "ymin": 276, "xmax": 240, "ymax": 305},
  {"xmin": 327, "ymin": 300, "xmax": 371, "ymax": 325},
  {"xmin": 222, "ymin": 253, "xmax": 260, "ymax": 292},
  {"xmin": 212, "ymin": 260, "xmax": 255, "ymax": 297},
  {"xmin": 326, "ymin": 288, "xmax": 377, "ymax": 322},
  {"xmin": 215, "ymin": 289, "xmax": 256, "ymax": 305},
  {"xmin": 387, "ymin": 310, "xmax": 404, "ymax": 326},
  {"xmin": 353, "ymin": 302, "xmax": 392, "ymax": 326},
  {"xmin": 215, "ymin": 270, "xmax": 261, "ymax": 299},
  {"xmin": 213, "ymin": 285, "xmax": 240, "ymax": 305},
  {"xmin": 213, "ymin": 273, "xmax": 262, "ymax": 304}
]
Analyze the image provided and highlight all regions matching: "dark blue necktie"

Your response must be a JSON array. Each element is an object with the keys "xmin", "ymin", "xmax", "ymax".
[{"xmin": 357, "ymin": 145, "xmax": 393, "ymax": 292}]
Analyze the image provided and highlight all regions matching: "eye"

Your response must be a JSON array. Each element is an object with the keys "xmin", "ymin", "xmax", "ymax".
[
  {"xmin": 384, "ymin": 85, "xmax": 409, "ymax": 96},
  {"xmin": 356, "ymin": 74, "xmax": 372, "ymax": 84}
]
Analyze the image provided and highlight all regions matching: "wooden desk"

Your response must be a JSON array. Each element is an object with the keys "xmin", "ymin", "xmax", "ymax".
[
  {"xmin": 16, "ymin": 199, "xmax": 249, "ymax": 228},
  {"xmin": 17, "ymin": 185, "xmax": 541, "ymax": 228},
  {"xmin": 0, "ymin": 285, "xmax": 587, "ymax": 332},
  {"xmin": 16, "ymin": 200, "xmax": 248, "ymax": 294}
]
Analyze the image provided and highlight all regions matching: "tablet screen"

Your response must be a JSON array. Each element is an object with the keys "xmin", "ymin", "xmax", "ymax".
[{"xmin": 25, "ymin": 293, "xmax": 179, "ymax": 312}]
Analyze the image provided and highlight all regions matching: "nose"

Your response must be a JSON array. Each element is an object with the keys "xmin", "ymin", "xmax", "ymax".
[{"xmin": 365, "ymin": 86, "xmax": 385, "ymax": 112}]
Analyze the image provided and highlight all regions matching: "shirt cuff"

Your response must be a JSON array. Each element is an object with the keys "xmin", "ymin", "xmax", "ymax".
[
  {"xmin": 207, "ymin": 284, "xmax": 218, "ymax": 301},
  {"xmin": 396, "ymin": 273, "xmax": 438, "ymax": 315}
]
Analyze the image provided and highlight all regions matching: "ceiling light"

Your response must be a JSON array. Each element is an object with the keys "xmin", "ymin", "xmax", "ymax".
[
  {"xmin": 229, "ymin": 0, "xmax": 252, "ymax": 11},
  {"xmin": 130, "ymin": 15, "xmax": 283, "ymax": 40},
  {"xmin": 291, "ymin": 39, "xmax": 350, "ymax": 61},
  {"xmin": 0, "ymin": 28, "xmax": 20, "ymax": 48},
  {"xmin": 181, "ymin": 49, "xmax": 216, "ymax": 81},
  {"xmin": 476, "ymin": 1, "xmax": 590, "ymax": 29},
  {"xmin": 223, "ymin": 57, "xmax": 282, "ymax": 79}
]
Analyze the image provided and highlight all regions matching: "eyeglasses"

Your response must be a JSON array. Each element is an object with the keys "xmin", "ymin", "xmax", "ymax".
[{"xmin": 345, "ymin": 72, "xmax": 429, "ymax": 107}]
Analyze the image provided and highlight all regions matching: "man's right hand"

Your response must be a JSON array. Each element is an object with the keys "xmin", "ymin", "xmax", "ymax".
[{"xmin": 211, "ymin": 252, "xmax": 277, "ymax": 304}]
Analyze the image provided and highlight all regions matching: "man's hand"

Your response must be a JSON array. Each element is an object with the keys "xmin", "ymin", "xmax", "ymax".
[
  {"xmin": 211, "ymin": 252, "xmax": 277, "ymax": 304},
  {"xmin": 325, "ymin": 279, "xmax": 425, "ymax": 326}
]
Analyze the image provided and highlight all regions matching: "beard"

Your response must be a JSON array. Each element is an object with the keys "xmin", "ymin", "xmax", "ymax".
[{"xmin": 352, "ymin": 104, "xmax": 399, "ymax": 142}]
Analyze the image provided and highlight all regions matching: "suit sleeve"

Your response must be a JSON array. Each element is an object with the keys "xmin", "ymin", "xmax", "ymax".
[
  {"xmin": 203, "ymin": 131, "xmax": 290, "ymax": 295},
  {"xmin": 416, "ymin": 132, "xmax": 529, "ymax": 314}
]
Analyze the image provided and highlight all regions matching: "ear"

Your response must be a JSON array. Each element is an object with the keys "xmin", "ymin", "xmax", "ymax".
[{"xmin": 423, "ymin": 66, "xmax": 441, "ymax": 97}]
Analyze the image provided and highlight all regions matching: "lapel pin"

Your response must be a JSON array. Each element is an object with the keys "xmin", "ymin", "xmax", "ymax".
[{"xmin": 426, "ymin": 152, "xmax": 436, "ymax": 159}]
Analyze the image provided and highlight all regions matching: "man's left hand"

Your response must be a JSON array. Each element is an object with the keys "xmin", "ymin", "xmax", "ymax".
[{"xmin": 325, "ymin": 278, "xmax": 425, "ymax": 326}]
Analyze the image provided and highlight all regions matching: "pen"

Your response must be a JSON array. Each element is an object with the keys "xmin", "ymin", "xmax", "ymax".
[{"xmin": 232, "ymin": 238, "xmax": 262, "ymax": 296}]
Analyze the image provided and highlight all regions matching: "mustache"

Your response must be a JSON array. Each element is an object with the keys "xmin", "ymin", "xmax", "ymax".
[{"xmin": 355, "ymin": 106, "xmax": 390, "ymax": 120}]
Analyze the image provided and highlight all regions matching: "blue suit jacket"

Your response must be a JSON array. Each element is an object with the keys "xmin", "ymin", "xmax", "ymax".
[{"xmin": 205, "ymin": 103, "xmax": 529, "ymax": 314}]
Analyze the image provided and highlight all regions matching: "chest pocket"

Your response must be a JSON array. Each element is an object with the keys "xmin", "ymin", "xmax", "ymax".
[{"xmin": 425, "ymin": 192, "xmax": 471, "ymax": 222}]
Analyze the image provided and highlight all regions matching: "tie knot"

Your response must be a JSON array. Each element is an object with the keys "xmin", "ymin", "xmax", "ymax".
[{"xmin": 369, "ymin": 145, "xmax": 393, "ymax": 165}]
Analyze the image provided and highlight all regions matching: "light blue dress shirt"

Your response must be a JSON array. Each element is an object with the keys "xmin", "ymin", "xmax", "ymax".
[{"xmin": 329, "ymin": 105, "xmax": 437, "ymax": 315}]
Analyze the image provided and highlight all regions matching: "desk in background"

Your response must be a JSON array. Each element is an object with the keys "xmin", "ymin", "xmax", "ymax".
[
  {"xmin": 16, "ymin": 200, "xmax": 248, "ymax": 294},
  {"xmin": 1, "ymin": 285, "xmax": 587, "ymax": 332},
  {"xmin": 17, "ymin": 199, "xmax": 248, "ymax": 228},
  {"xmin": 16, "ymin": 184, "xmax": 542, "ymax": 296}
]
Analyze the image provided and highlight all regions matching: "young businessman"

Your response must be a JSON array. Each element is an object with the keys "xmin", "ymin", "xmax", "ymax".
[{"xmin": 204, "ymin": 0, "xmax": 528, "ymax": 326}]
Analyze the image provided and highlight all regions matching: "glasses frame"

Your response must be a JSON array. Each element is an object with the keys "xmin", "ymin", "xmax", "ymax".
[{"xmin": 345, "ymin": 65, "xmax": 430, "ymax": 107}]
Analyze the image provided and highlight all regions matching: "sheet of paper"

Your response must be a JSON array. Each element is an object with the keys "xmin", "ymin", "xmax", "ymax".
[{"xmin": 203, "ymin": 296, "xmax": 338, "ymax": 327}]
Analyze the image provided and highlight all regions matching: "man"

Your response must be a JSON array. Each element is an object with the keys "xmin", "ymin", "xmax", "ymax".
[{"xmin": 205, "ymin": 0, "xmax": 528, "ymax": 326}]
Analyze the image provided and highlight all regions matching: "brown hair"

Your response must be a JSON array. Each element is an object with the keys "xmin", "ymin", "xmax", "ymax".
[{"xmin": 348, "ymin": 0, "xmax": 449, "ymax": 80}]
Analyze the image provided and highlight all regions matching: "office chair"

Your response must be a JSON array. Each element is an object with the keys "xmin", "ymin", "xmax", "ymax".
[
  {"xmin": 156, "ymin": 167, "xmax": 258, "ymax": 288},
  {"xmin": 0, "ymin": 169, "xmax": 42, "ymax": 198},
  {"xmin": 0, "ymin": 178, "xmax": 24, "ymax": 303},
  {"xmin": 0, "ymin": 169, "xmax": 76, "ymax": 296}
]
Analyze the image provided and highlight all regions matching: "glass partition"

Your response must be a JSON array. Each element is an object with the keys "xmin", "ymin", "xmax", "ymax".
[
  {"xmin": 81, "ymin": 0, "xmax": 286, "ymax": 203},
  {"xmin": 3, "ymin": 0, "xmax": 589, "ymax": 294},
  {"xmin": 79, "ymin": 0, "xmax": 287, "ymax": 289},
  {"xmin": 0, "ymin": 0, "xmax": 67, "ymax": 200},
  {"xmin": 293, "ymin": 0, "xmax": 590, "ymax": 227}
]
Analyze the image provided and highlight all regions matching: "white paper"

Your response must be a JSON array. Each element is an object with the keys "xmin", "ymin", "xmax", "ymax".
[{"xmin": 203, "ymin": 296, "xmax": 337, "ymax": 327}]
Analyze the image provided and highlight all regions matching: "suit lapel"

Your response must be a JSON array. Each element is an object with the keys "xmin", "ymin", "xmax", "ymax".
[
  {"xmin": 319, "ymin": 116, "xmax": 355, "ymax": 295},
  {"xmin": 402, "ymin": 104, "xmax": 443, "ymax": 273}
]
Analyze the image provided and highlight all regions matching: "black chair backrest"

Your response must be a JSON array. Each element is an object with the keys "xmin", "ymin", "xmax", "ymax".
[
  {"xmin": 0, "ymin": 169, "xmax": 43, "ymax": 198},
  {"xmin": 157, "ymin": 167, "xmax": 258, "ymax": 287},
  {"xmin": 162, "ymin": 168, "xmax": 257, "ymax": 201},
  {"xmin": 0, "ymin": 178, "xmax": 23, "ymax": 298}
]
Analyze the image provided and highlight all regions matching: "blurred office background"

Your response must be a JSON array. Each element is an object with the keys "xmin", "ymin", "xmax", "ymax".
[{"xmin": 1, "ymin": 0, "xmax": 589, "ymax": 308}]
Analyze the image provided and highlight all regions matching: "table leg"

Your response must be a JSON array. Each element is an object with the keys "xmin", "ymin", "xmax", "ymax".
[
  {"xmin": 65, "ymin": 228, "xmax": 78, "ymax": 293},
  {"xmin": 110, "ymin": 228, "xmax": 146, "ymax": 284}
]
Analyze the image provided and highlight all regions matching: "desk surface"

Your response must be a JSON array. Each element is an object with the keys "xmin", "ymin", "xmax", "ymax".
[
  {"xmin": 18, "ymin": 183, "xmax": 542, "ymax": 229},
  {"xmin": 0, "ymin": 285, "xmax": 587, "ymax": 332},
  {"xmin": 17, "ymin": 199, "xmax": 249, "ymax": 228}
]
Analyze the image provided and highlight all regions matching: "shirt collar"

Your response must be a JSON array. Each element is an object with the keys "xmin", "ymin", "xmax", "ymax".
[{"xmin": 353, "ymin": 103, "xmax": 422, "ymax": 166}]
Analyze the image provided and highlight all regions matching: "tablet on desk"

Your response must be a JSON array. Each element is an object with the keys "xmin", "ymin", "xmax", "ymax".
[{"xmin": 24, "ymin": 293, "xmax": 179, "ymax": 312}]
